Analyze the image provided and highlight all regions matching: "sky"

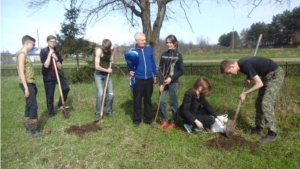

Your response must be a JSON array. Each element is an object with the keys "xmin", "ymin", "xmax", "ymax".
[{"xmin": 1, "ymin": 0, "xmax": 299, "ymax": 54}]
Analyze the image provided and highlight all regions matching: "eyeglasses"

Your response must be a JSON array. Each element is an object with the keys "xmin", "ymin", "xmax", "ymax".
[{"xmin": 49, "ymin": 40, "xmax": 56, "ymax": 43}]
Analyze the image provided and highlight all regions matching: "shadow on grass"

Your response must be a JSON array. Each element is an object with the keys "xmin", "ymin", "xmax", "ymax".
[
  {"xmin": 120, "ymin": 99, "xmax": 134, "ymax": 121},
  {"xmin": 119, "ymin": 97, "xmax": 163, "ymax": 125},
  {"xmin": 38, "ymin": 95, "xmax": 74, "ymax": 131},
  {"xmin": 38, "ymin": 110, "xmax": 49, "ymax": 131}
]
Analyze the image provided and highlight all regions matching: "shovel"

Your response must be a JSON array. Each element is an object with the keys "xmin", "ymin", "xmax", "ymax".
[
  {"xmin": 99, "ymin": 62, "xmax": 112, "ymax": 123},
  {"xmin": 52, "ymin": 58, "xmax": 70, "ymax": 119},
  {"xmin": 225, "ymin": 86, "xmax": 246, "ymax": 137},
  {"xmin": 153, "ymin": 89, "xmax": 163, "ymax": 126}
]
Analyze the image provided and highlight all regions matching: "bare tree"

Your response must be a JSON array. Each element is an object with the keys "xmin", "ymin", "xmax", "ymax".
[
  {"xmin": 196, "ymin": 36, "xmax": 210, "ymax": 50},
  {"xmin": 27, "ymin": 0, "xmax": 291, "ymax": 58}
]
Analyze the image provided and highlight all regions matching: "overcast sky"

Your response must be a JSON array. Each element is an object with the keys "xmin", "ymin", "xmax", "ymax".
[{"xmin": 1, "ymin": 0, "xmax": 299, "ymax": 53}]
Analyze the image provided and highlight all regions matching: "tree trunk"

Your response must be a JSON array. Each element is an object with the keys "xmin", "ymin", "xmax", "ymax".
[
  {"xmin": 140, "ymin": 0, "xmax": 167, "ymax": 60},
  {"xmin": 140, "ymin": 0, "xmax": 152, "ymax": 43}
]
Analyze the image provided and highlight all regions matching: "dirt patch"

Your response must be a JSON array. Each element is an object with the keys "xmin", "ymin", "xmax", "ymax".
[
  {"xmin": 205, "ymin": 134, "xmax": 258, "ymax": 152},
  {"xmin": 65, "ymin": 122, "xmax": 101, "ymax": 137}
]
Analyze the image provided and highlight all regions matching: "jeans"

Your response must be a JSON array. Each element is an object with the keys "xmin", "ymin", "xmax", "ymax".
[
  {"xmin": 19, "ymin": 83, "xmax": 38, "ymax": 119},
  {"xmin": 159, "ymin": 82, "xmax": 178, "ymax": 123},
  {"xmin": 133, "ymin": 78, "xmax": 153, "ymax": 124},
  {"xmin": 43, "ymin": 75, "xmax": 70, "ymax": 116},
  {"xmin": 94, "ymin": 71, "xmax": 114, "ymax": 115}
]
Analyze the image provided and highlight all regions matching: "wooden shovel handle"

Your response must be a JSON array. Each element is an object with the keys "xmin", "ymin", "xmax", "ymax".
[
  {"xmin": 100, "ymin": 62, "xmax": 112, "ymax": 118},
  {"xmin": 233, "ymin": 85, "xmax": 246, "ymax": 120}
]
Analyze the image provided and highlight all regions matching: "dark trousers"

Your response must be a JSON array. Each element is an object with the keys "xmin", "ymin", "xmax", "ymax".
[
  {"xmin": 182, "ymin": 108, "xmax": 215, "ymax": 127},
  {"xmin": 43, "ymin": 76, "xmax": 70, "ymax": 116},
  {"xmin": 133, "ymin": 78, "xmax": 154, "ymax": 124},
  {"xmin": 19, "ymin": 83, "xmax": 38, "ymax": 119}
]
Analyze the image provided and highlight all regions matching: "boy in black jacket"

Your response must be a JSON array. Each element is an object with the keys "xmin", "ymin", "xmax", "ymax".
[
  {"xmin": 158, "ymin": 35, "xmax": 183, "ymax": 130},
  {"xmin": 40, "ymin": 35, "xmax": 70, "ymax": 118}
]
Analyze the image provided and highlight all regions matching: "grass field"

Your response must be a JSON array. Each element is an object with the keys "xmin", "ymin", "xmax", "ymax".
[{"xmin": 1, "ymin": 74, "xmax": 300, "ymax": 168}]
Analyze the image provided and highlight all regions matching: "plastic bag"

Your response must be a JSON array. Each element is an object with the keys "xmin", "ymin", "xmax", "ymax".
[
  {"xmin": 211, "ymin": 114, "xmax": 228, "ymax": 133},
  {"xmin": 124, "ymin": 50, "xmax": 139, "ymax": 88}
]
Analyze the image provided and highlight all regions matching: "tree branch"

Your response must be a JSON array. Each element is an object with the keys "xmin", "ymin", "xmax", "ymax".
[
  {"xmin": 120, "ymin": 0, "xmax": 141, "ymax": 17},
  {"xmin": 27, "ymin": 0, "xmax": 50, "ymax": 9},
  {"xmin": 227, "ymin": 0, "xmax": 237, "ymax": 9},
  {"xmin": 179, "ymin": 0, "xmax": 194, "ymax": 33},
  {"xmin": 247, "ymin": 0, "xmax": 263, "ymax": 18}
]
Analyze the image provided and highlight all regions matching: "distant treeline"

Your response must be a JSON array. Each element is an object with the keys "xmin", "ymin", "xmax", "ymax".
[{"xmin": 219, "ymin": 6, "xmax": 300, "ymax": 47}]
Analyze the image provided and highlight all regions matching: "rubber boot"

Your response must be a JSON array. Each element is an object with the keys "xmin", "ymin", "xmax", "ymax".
[
  {"xmin": 28, "ymin": 119, "xmax": 44, "ymax": 138},
  {"xmin": 23, "ymin": 117, "xmax": 30, "ymax": 133}
]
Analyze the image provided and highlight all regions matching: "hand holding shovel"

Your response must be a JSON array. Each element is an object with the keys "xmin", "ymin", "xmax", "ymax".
[{"xmin": 225, "ymin": 86, "xmax": 246, "ymax": 137}]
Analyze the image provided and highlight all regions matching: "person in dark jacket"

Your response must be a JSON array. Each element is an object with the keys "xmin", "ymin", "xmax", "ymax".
[
  {"xmin": 158, "ymin": 34, "xmax": 183, "ymax": 130},
  {"xmin": 40, "ymin": 35, "xmax": 70, "ymax": 118},
  {"xmin": 220, "ymin": 57, "xmax": 284, "ymax": 144},
  {"xmin": 128, "ymin": 32, "xmax": 158, "ymax": 127},
  {"xmin": 178, "ymin": 77, "xmax": 224, "ymax": 133}
]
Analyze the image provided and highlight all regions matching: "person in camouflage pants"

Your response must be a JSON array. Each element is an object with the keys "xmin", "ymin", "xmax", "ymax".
[
  {"xmin": 255, "ymin": 67, "xmax": 284, "ymax": 134},
  {"xmin": 220, "ymin": 56, "xmax": 284, "ymax": 144}
]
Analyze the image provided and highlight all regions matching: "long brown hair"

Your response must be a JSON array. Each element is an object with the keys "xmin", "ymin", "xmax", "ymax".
[
  {"xmin": 188, "ymin": 77, "xmax": 212, "ymax": 101},
  {"xmin": 165, "ymin": 34, "xmax": 178, "ymax": 48}
]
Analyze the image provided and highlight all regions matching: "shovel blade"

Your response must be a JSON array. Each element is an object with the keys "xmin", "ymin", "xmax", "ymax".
[
  {"xmin": 225, "ymin": 119, "xmax": 236, "ymax": 137},
  {"xmin": 62, "ymin": 108, "xmax": 70, "ymax": 119}
]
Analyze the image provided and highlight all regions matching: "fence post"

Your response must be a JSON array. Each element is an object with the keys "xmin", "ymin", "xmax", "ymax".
[
  {"xmin": 190, "ymin": 64, "xmax": 192, "ymax": 75},
  {"xmin": 117, "ymin": 64, "xmax": 120, "ymax": 76},
  {"xmin": 285, "ymin": 62, "xmax": 288, "ymax": 77}
]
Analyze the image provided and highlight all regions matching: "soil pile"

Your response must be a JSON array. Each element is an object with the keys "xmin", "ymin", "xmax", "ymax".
[
  {"xmin": 206, "ymin": 134, "xmax": 258, "ymax": 152},
  {"xmin": 65, "ymin": 122, "xmax": 101, "ymax": 137}
]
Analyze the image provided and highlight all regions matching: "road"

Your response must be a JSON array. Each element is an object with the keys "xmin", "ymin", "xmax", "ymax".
[
  {"xmin": 181, "ymin": 58, "xmax": 300, "ymax": 63},
  {"xmin": 115, "ymin": 58, "xmax": 300, "ymax": 64},
  {"xmin": 2, "ymin": 58, "xmax": 300, "ymax": 67}
]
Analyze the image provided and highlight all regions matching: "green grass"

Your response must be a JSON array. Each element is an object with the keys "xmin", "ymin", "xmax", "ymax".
[
  {"xmin": 1, "ymin": 74, "xmax": 300, "ymax": 168},
  {"xmin": 1, "ymin": 48, "xmax": 299, "ymax": 69}
]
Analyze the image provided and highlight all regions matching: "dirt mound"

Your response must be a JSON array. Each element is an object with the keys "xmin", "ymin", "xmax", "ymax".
[
  {"xmin": 65, "ymin": 122, "xmax": 101, "ymax": 137},
  {"xmin": 206, "ymin": 134, "xmax": 258, "ymax": 152}
]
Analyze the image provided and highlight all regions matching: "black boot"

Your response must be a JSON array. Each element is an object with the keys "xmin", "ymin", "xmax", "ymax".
[
  {"xmin": 23, "ymin": 117, "xmax": 30, "ymax": 133},
  {"xmin": 28, "ymin": 119, "xmax": 44, "ymax": 138}
]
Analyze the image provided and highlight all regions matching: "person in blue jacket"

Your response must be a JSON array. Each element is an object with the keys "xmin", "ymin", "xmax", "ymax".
[{"xmin": 128, "ymin": 32, "xmax": 158, "ymax": 127}]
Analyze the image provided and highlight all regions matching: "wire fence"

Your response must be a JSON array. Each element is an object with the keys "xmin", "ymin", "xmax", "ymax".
[{"xmin": 1, "ymin": 63, "xmax": 300, "ymax": 77}]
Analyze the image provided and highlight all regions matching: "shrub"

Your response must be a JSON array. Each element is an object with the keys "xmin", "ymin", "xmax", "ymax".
[
  {"xmin": 196, "ymin": 50, "xmax": 205, "ymax": 55},
  {"xmin": 65, "ymin": 65, "xmax": 94, "ymax": 84}
]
